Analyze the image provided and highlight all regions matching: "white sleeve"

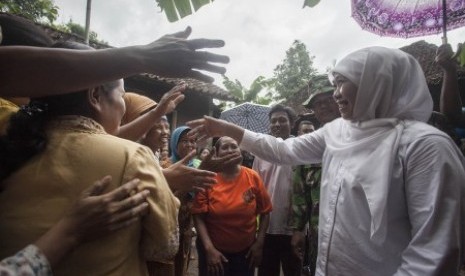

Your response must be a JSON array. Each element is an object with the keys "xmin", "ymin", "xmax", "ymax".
[
  {"xmin": 0, "ymin": 245, "xmax": 52, "ymax": 276},
  {"xmin": 240, "ymin": 128, "xmax": 326, "ymax": 166},
  {"xmin": 394, "ymin": 135, "xmax": 465, "ymax": 275}
]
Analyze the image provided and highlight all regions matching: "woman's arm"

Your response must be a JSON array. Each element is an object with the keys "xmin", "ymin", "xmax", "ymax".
[
  {"xmin": 188, "ymin": 116, "xmax": 326, "ymax": 166},
  {"xmin": 194, "ymin": 214, "xmax": 228, "ymax": 275},
  {"xmin": 0, "ymin": 176, "xmax": 150, "ymax": 275},
  {"xmin": 0, "ymin": 27, "xmax": 228, "ymax": 97},
  {"xmin": 246, "ymin": 213, "xmax": 269, "ymax": 268},
  {"xmin": 117, "ymin": 84, "xmax": 186, "ymax": 141}
]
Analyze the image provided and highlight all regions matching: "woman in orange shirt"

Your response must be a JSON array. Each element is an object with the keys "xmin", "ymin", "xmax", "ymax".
[{"xmin": 192, "ymin": 136, "xmax": 272, "ymax": 276}]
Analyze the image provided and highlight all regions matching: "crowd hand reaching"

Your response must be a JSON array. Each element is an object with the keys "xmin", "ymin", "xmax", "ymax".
[
  {"xmin": 435, "ymin": 43, "xmax": 457, "ymax": 72},
  {"xmin": 139, "ymin": 26, "xmax": 229, "ymax": 83},
  {"xmin": 61, "ymin": 176, "xmax": 150, "ymax": 243},
  {"xmin": 206, "ymin": 247, "xmax": 228, "ymax": 276},
  {"xmin": 246, "ymin": 240, "xmax": 263, "ymax": 268},
  {"xmin": 163, "ymin": 150, "xmax": 217, "ymax": 193},
  {"xmin": 187, "ymin": 116, "xmax": 230, "ymax": 142},
  {"xmin": 291, "ymin": 231, "xmax": 306, "ymax": 260},
  {"xmin": 156, "ymin": 83, "xmax": 187, "ymax": 115},
  {"xmin": 199, "ymin": 147, "xmax": 242, "ymax": 173}
]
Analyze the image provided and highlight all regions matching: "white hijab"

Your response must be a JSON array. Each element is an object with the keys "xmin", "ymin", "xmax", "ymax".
[{"xmin": 327, "ymin": 46, "xmax": 433, "ymax": 243}]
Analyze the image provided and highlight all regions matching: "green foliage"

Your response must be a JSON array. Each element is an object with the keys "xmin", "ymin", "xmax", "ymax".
[
  {"xmin": 222, "ymin": 75, "xmax": 273, "ymax": 106},
  {"xmin": 55, "ymin": 20, "xmax": 108, "ymax": 45},
  {"xmin": 303, "ymin": 0, "xmax": 321, "ymax": 8},
  {"xmin": 155, "ymin": 0, "xmax": 213, "ymax": 22},
  {"xmin": 456, "ymin": 43, "xmax": 465, "ymax": 67},
  {"xmin": 155, "ymin": 0, "xmax": 322, "ymax": 22},
  {"xmin": 0, "ymin": 0, "xmax": 59, "ymax": 24},
  {"xmin": 271, "ymin": 40, "xmax": 317, "ymax": 101}
]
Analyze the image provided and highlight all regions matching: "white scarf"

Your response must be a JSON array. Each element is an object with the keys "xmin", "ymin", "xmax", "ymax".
[{"xmin": 327, "ymin": 47, "xmax": 433, "ymax": 243}]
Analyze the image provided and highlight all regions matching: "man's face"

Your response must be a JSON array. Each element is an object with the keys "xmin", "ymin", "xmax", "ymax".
[
  {"xmin": 298, "ymin": 122, "xmax": 314, "ymax": 136},
  {"xmin": 309, "ymin": 92, "xmax": 340, "ymax": 125},
  {"xmin": 270, "ymin": 111, "xmax": 291, "ymax": 139}
]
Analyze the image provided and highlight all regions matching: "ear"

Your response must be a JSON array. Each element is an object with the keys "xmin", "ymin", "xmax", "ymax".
[{"xmin": 88, "ymin": 86, "xmax": 104, "ymax": 113}]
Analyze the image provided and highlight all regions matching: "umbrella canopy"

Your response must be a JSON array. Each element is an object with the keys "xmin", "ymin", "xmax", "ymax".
[
  {"xmin": 220, "ymin": 103, "xmax": 271, "ymax": 134},
  {"xmin": 351, "ymin": 0, "xmax": 465, "ymax": 39}
]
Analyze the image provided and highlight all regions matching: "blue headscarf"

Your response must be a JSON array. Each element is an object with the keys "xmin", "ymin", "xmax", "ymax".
[{"xmin": 170, "ymin": 126, "xmax": 191, "ymax": 164}]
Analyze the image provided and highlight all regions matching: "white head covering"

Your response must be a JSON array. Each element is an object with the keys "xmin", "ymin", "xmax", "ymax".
[{"xmin": 325, "ymin": 47, "xmax": 433, "ymax": 243}]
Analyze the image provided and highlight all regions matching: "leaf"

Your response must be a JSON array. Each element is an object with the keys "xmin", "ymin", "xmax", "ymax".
[
  {"xmin": 158, "ymin": 0, "xmax": 180, "ymax": 22},
  {"xmin": 156, "ymin": 0, "xmax": 213, "ymax": 22},
  {"xmin": 173, "ymin": 0, "xmax": 193, "ymax": 19},
  {"xmin": 191, "ymin": 0, "xmax": 211, "ymax": 11},
  {"xmin": 303, "ymin": 0, "xmax": 321, "ymax": 8}
]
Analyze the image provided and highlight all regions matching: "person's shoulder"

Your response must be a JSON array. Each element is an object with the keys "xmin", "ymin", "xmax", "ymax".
[{"xmin": 94, "ymin": 132, "xmax": 155, "ymax": 157}]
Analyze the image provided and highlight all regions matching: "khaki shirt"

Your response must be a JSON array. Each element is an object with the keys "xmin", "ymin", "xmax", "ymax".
[{"xmin": 0, "ymin": 116, "xmax": 180, "ymax": 276}]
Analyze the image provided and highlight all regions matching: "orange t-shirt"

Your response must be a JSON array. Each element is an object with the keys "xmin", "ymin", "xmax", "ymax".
[{"xmin": 191, "ymin": 166, "xmax": 272, "ymax": 253}]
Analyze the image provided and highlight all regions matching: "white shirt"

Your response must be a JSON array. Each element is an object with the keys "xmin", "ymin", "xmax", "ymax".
[
  {"xmin": 241, "ymin": 119, "xmax": 465, "ymax": 276},
  {"xmin": 252, "ymin": 155, "xmax": 294, "ymax": 235}
]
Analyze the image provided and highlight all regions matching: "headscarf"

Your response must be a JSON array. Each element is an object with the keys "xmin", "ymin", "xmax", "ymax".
[
  {"xmin": 170, "ymin": 126, "xmax": 191, "ymax": 164},
  {"xmin": 121, "ymin": 92, "xmax": 157, "ymax": 125},
  {"xmin": 326, "ymin": 47, "xmax": 433, "ymax": 243}
]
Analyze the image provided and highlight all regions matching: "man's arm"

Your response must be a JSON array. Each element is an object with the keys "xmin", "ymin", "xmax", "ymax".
[{"xmin": 1, "ymin": 27, "xmax": 228, "ymax": 97}]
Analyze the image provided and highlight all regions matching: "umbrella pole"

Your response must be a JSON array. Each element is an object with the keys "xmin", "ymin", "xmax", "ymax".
[{"xmin": 442, "ymin": 0, "xmax": 448, "ymax": 44}]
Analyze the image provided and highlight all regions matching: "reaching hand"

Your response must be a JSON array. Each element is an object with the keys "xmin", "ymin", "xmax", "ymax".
[
  {"xmin": 61, "ymin": 176, "xmax": 150, "ymax": 243},
  {"xmin": 154, "ymin": 83, "xmax": 187, "ymax": 116},
  {"xmin": 199, "ymin": 147, "xmax": 243, "ymax": 172},
  {"xmin": 163, "ymin": 150, "xmax": 217, "ymax": 193},
  {"xmin": 141, "ymin": 27, "xmax": 229, "ymax": 83},
  {"xmin": 206, "ymin": 247, "xmax": 228, "ymax": 276},
  {"xmin": 435, "ymin": 43, "xmax": 457, "ymax": 72},
  {"xmin": 187, "ymin": 116, "xmax": 232, "ymax": 142}
]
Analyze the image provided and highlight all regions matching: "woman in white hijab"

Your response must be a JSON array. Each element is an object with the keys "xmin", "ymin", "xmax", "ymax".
[{"xmin": 187, "ymin": 46, "xmax": 465, "ymax": 276}]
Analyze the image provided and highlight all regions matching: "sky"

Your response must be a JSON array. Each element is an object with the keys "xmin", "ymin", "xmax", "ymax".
[{"xmin": 53, "ymin": 0, "xmax": 465, "ymax": 90}]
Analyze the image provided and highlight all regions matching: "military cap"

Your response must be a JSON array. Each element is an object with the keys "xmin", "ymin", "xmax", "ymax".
[{"xmin": 302, "ymin": 75, "xmax": 334, "ymax": 108}]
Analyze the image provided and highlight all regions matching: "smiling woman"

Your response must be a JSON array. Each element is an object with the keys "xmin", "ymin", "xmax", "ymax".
[{"xmin": 186, "ymin": 46, "xmax": 465, "ymax": 276}]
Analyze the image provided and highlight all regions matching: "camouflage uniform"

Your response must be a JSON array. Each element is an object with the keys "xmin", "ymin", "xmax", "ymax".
[{"xmin": 290, "ymin": 164, "xmax": 322, "ymax": 275}]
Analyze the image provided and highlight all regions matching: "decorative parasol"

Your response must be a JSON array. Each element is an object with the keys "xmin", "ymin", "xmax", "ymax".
[
  {"xmin": 351, "ymin": 0, "xmax": 465, "ymax": 42},
  {"xmin": 220, "ymin": 102, "xmax": 271, "ymax": 134}
]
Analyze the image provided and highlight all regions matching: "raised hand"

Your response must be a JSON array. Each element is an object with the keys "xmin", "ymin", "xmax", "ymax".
[
  {"xmin": 435, "ymin": 43, "xmax": 456, "ymax": 72},
  {"xmin": 154, "ymin": 83, "xmax": 187, "ymax": 116},
  {"xmin": 140, "ymin": 27, "xmax": 229, "ymax": 83},
  {"xmin": 163, "ymin": 150, "xmax": 217, "ymax": 193}
]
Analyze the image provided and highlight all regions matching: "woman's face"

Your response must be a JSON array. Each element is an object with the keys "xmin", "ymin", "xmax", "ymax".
[
  {"xmin": 142, "ymin": 119, "xmax": 170, "ymax": 152},
  {"xmin": 99, "ymin": 79, "xmax": 126, "ymax": 135},
  {"xmin": 216, "ymin": 137, "xmax": 242, "ymax": 165},
  {"xmin": 176, "ymin": 131, "xmax": 196, "ymax": 159},
  {"xmin": 199, "ymin": 148, "xmax": 211, "ymax": 160},
  {"xmin": 332, "ymin": 73, "xmax": 358, "ymax": 120}
]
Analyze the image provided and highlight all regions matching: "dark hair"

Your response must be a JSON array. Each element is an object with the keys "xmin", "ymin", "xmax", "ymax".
[
  {"xmin": 0, "ymin": 41, "xmax": 101, "ymax": 182},
  {"xmin": 0, "ymin": 13, "xmax": 53, "ymax": 46},
  {"xmin": 268, "ymin": 104, "xmax": 297, "ymax": 125}
]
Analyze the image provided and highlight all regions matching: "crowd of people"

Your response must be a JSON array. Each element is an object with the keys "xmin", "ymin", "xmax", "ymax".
[{"xmin": 1, "ymin": 12, "xmax": 465, "ymax": 276}]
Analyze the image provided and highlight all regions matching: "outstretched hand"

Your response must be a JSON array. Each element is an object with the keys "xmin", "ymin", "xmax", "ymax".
[
  {"xmin": 163, "ymin": 150, "xmax": 217, "ymax": 193},
  {"xmin": 187, "ymin": 116, "xmax": 245, "ymax": 144},
  {"xmin": 141, "ymin": 27, "xmax": 229, "ymax": 83}
]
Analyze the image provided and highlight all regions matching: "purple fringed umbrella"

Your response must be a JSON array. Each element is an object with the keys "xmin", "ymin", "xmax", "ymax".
[{"xmin": 352, "ymin": 0, "xmax": 465, "ymax": 42}]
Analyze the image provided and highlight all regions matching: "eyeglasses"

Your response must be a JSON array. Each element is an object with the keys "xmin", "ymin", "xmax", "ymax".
[
  {"xmin": 310, "ymin": 96, "xmax": 334, "ymax": 109},
  {"xmin": 179, "ymin": 139, "xmax": 197, "ymax": 145}
]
